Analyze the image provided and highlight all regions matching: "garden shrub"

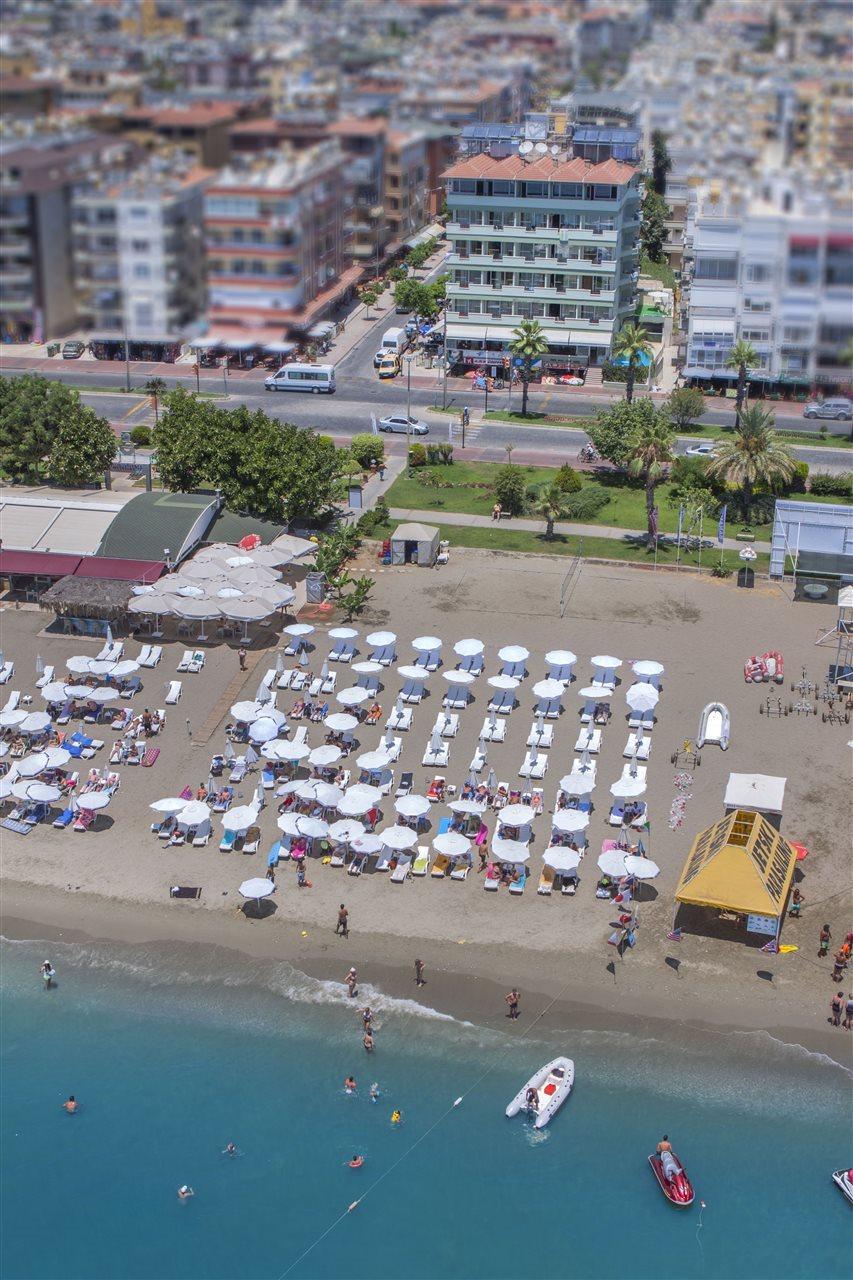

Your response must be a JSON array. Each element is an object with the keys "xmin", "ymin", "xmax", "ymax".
[
  {"xmin": 350, "ymin": 433, "xmax": 384, "ymax": 469},
  {"xmin": 561, "ymin": 484, "xmax": 611, "ymax": 519},
  {"xmin": 408, "ymin": 443, "xmax": 427, "ymax": 467},
  {"xmin": 554, "ymin": 462, "xmax": 582, "ymax": 493},
  {"xmin": 129, "ymin": 425, "xmax": 151, "ymax": 446},
  {"xmin": 809, "ymin": 471, "xmax": 852, "ymax": 497}
]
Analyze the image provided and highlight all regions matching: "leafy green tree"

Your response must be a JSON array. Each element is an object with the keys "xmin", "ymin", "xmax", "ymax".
[
  {"xmin": 393, "ymin": 278, "xmax": 421, "ymax": 313},
  {"xmin": 493, "ymin": 462, "xmax": 526, "ymax": 515},
  {"xmin": 349, "ymin": 433, "xmax": 384, "ymax": 469},
  {"xmin": 650, "ymin": 130, "xmax": 672, "ymax": 196},
  {"xmin": 586, "ymin": 398, "xmax": 662, "ymax": 470},
  {"xmin": 46, "ymin": 409, "xmax": 117, "ymax": 486},
  {"xmin": 361, "ymin": 287, "xmax": 380, "ymax": 319},
  {"xmin": 625, "ymin": 416, "xmax": 675, "ymax": 547},
  {"xmin": 706, "ymin": 404, "xmax": 796, "ymax": 520},
  {"xmin": 0, "ymin": 375, "xmax": 112, "ymax": 483},
  {"xmin": 639, "ymin": 182, "xmax": 669, "ymax": 263},
  {"xmin": 612, "ymin": 323, "xmax": 652, "ymax": 403},
  {"xmin": 144, "ymin": 376, "xmax": 167, "ymax": 425},
  {"xmin": 535, "ymin": 485, "xmax": 568, "ymax": 539},
  {"xmin": 339, "ymin": 574, "xmax": 373, "ymax": 620},
  {"xmin": 509, "ymin": 319, "xmax": 549, "ymax": 416},
  {"xmin": 554, "ymin": 462, "xmax": 582, "ymax": 493},
  {"xmin": 152, "ymin": 387, "xmax": 216, "ymax": 492},
  {"xmin": 664, "ymin": 386, "xmax": 705, "ymax": 430},
  {"xmin": 725, "ymin": 339, "xmax": 758, "ymax": 429}
]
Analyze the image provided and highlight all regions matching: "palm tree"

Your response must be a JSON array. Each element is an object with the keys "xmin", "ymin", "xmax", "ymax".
[
  {"xmin": 706, "ymin": 404, "xmax": 796, "ymax": 520},
  {"xmin": 626, "ymin": 416, "xmax": 675, "ymax": 547},
  {"xmin": 509, "ymin": 319, "xmax": 549, "ymax": 416},
  {"xmin": 612, "ymin": 323, "xmax": 652, "ymax": 404},
  {"xmin": 724, "ymin": 339, "xmax": 758, "ymax": 429},
  {"xmin": 144, "ymin": 376, "xmax": 167, "ymax": 425},
  {"xmin": 535, "ymin": 486, "xmax": 567, "ymax": 540}
]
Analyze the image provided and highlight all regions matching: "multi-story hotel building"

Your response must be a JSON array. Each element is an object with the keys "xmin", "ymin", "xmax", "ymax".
[{"xmin": 442, "ymin": 150, "xmax": 641, "ymax": 373}]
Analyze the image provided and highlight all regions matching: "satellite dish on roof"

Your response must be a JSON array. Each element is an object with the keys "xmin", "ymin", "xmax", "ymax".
[
  {"xmin": 534, "ymin": 142, "xmax": 548, "ymax": 155},
  {"xmin": 518, "ymin": 140, "xmax": 533, "ymax": 155}
]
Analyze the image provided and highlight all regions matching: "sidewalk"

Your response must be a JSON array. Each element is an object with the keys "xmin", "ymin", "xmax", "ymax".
[{"xmin": 386, "ymin": 506, "xmax": 771, "ymax": 553}]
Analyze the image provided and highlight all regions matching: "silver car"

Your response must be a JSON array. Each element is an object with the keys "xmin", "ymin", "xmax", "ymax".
[
  {"xmin": 803, "ymin": 398, "xmax": 852, "ymax": 420},
  {"xmin": 377, "ymin": 414, "xmax": 429, "ymax": 435}
]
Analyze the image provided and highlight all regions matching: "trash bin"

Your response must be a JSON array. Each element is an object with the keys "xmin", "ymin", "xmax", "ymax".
[{"xmin": 737, "ymin": 567, "xmax": 755, "ymax": 589}]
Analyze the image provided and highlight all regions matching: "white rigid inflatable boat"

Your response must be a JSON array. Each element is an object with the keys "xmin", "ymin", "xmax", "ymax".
[
  {"xmin": 697, "ymin": 701, "xmax": 730, "ymax": 750},
  {"xmin": 505, "ymin": 1057, "xmax": 574, "ymax": 1129}
]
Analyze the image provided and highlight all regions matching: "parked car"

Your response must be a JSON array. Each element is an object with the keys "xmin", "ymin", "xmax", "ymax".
[
  {"xmin": 685, "ymin": 442, "xmax": 715, "ymax": 457},
  {"xmin": 61, "ymin": 340, "xmax": 85, "ymax": 359},
  {"xmin": 378, "ymin": 414, "xmax": 429, "ymax": 435},
  {"xmin": 377, "ymin": 355, "xmax": 401, "ymax": 380},
  {"xmin": 803, "ymin": 397, "xmax": 852, "ymax": 420}
]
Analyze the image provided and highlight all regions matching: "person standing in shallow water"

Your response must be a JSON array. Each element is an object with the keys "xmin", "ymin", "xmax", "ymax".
[{"xmin": 414, "ymin": 958, "xmax": 425, "ymax": 987}]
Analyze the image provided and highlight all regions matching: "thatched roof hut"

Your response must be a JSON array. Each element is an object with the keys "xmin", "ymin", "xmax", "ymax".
[{"xmin": 40, "ymin": 576, "xmax": 134, "ymax": 621}]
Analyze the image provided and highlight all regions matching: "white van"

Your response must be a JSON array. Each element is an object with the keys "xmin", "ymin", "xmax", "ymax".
[
  {"xmin": 381, "ymin": 328, "xmax": 408, "ymax": 356},
  {"xmin": 264, "ymin": 363, "xmax": 335, "ymax": 394}
]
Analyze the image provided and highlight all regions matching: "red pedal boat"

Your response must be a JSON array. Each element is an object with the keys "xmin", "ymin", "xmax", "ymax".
[{"xmin": 648, "ymin": 1149, "xmax": 695, "ymax": 1208}]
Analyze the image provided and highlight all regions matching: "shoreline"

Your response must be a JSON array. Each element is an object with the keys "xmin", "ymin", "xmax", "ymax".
[{"xmin": 3, "ymin": 878, "xmax": 850, "ymax": 1069}]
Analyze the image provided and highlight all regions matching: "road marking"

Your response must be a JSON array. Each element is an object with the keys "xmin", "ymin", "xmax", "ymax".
[{"xmin": 119, "ymin": 397, "xmax": 151, "ymax": 422}]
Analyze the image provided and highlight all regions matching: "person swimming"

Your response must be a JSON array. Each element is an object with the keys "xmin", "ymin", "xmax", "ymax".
[
  {"xmin": 348, "ymin": 1155, "xmax": 365, "ymax": 1169},
  {"xmin": 177, "ymin": 1185, "xmax": 194, "ymax": 1200},
  {"xmin": 391, "ymin": 1109, "xmax": 401, "ymax": 1125},
  {"xmin": 370, "ymin": 1083, "xmax": 380, "ymax": 1103},
  {"xmin": 344, "ymin": 1076, "xmax": 357, "ymax": 1093},
  {"xmin": 62, "ymin": 1095, "xmax": 78, "ymax": 1114},
  {"xmin": 222, "ymin": 1143, "xmax": 237, "ymax": 1157}
]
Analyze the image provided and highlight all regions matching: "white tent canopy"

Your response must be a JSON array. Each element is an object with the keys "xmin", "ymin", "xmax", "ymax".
[{"xmin": 723, "ymin": 772, "xmax": 786, "ymax": 815}]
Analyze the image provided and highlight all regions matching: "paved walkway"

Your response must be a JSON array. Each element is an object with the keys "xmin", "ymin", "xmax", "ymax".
[{"xmin": 387, "ymin": 506, "xmax": 771, "ymax": 552}]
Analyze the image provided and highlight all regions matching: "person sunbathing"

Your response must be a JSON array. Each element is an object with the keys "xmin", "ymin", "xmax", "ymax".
[
  {"xmin": 290, "ymin": 699, "xmax": 306, "ymax": 719},
  {"xmin": 366, "ymin": 703, "xmax": 382, "ymax": 724}
]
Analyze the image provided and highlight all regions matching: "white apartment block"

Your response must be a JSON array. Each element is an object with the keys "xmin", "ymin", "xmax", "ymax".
[
  {"xmin": 683, "ymin": 175, "xmax": 853, "ymax": 388},
  {"xmin": 442, "ymin": 151, "xmax": 641, "ymax": 372}
]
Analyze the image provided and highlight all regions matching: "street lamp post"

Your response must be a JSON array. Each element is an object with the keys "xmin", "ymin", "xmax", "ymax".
[
  {"xmin": 404, "ymin": 353, "xmax": 414, "ymax": 462},
  {"xmin": 122, "ymin": 317, "xmax": 131, "ymax": 393}
]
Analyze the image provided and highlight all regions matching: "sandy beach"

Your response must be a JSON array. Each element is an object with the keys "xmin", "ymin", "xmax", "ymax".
[{"xmin": 2, "ymin": 550, "xmax": 851, "ymax": 1063}]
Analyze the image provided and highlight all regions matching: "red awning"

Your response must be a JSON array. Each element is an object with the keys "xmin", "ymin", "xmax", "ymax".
[
  {"xmin": 788, "ymin": 236, "xmax": 820, "ymax": 248},
  {"xmin": 73, "ymin": 557, "xmax": 165, "ymax": 583},
  {"xmin": 827, "ymin": 235, "xmax": 853, "ymax": 249},
  {"xmin": 0, "ymin": 550, "xmax": 82, "ymax": 577}
]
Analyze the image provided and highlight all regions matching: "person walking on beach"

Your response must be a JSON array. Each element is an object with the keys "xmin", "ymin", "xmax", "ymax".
[
  {"xmin": 345, "ymin": 967, "xmax": 358, "ymax": 998},
  {"xmin": 238, "ymin": 646, "xmax": 247, "ymax": 671},
  {"xmin": 832, "ymin": 950, "xmax": 846, "ymax": 983},
  {"xmin": 336, "ymin": 904, "xmax": 349, "ymax": 938},
  {"xmin": 844, "ymin": 995, "xmax": 853, "ymax": 1031},
  {"xmin": 819, "ymin": 924, "xmax": 832, "ymax": 958},
  {"xmin": 830, "ymin": 991, "xmax": 845, "ymax": 1026},
  {"xmin": 414, "ymin": 958, "xmax": 425, "ymax": 987},
  {"xmin": 505, "ymin": 988, "xmax": 520, "ymax": 1020},
  {"xmin": 789, "ymin": 887, "xmax": 804, "ymax": 918}
]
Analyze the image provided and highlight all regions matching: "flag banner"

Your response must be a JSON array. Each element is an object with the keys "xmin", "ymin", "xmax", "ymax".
[
  {"xmin": 717, "ymin": 504, "xmax": 727, "ymax": 545},
  {"xmin": 666, "ymin": 928, "xmax": 682, "ymax": 942}
]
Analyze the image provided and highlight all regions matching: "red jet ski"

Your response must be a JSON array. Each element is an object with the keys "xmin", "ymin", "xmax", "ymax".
[{"xmin": 648, "ymin": 1148, "xmax": 695, "ymax": 1207}]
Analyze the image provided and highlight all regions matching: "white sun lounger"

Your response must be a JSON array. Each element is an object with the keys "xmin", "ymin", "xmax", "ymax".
[
  {"xmin": 176, "ymin": 650, "xmax": 193, "ymax": 672},
  {"xmin": 526, "ymin": 722, "xmax": 553, "ymax": 749},
  {"xmin": 96, "ymin": 640, "xmax": 123, "ymax": 662},
  {"xmin": 623, "ymin": 733, "xmax": 652, "ymax": 760},
  {"xmin": 0, "ymin": 661, "xmax": 14, "ymax": 685},
  {"xmin": 292, "ymin": 725, "xmax": 308, "ymax": 746},
  {"xmin": 422, "ymin": 743, "xmax": 450, "ymax": 768},
  {"xmin": 261, "ymin": 668, "xmax": 277, "ymax": 690},
  {"xmin": 3, "ymin": 690, "xmax": 20, "ymax": 712},
  {"xmin": 519, "ymin": 751, "xmax": 548, "ymax": 779},
  {"xmin": 450, "ymin": 859, "xmax": 470, "ymax": 881},
  {"xmin": 574, "ymin": 727, "xmax": 601, "ymax": 754},
  {"xmin": 443, "ymin": 692, "xmax": 468, "ymax": 710},
  {"xmin": 35, "ymin": 665, "xmax": 55, "ymax": 688},
  {"xmin": 484, "ymin": 875, "xmax": 499, "ymax": 891},
  {"xmin": 165, "ymin": 680, "xmax": 182, "ymax": 704},
  {"xmin": 487, "ymin": 695, "xmax": 515, "ymax": 714},
  {"xmin": 390, "ymin": 855, "xmax": 410, "ymax": 883},
  {"xmin": 276, "ymin": 669, "xmax": 294, "ymax": 689},
  {"xmin": 386, "ymin": 705, "xmax": 413, "ymax": 731},
  {"xmin": 435, "ymin": 712, "xmax": 458, "ymax": 739},
  {"xmin": 627, "ymin": 708, "xmax": 655, "ymax": 730},
  {"xmin": 480, "ymin": 716, "xmax": 506, "ymax": 743},
  {"xmin": 329, "ymin": 846, "xmax": 346, "ymax": 868},
  {"xmin": 375, "ymin": 850, "xmax": 392, "ymax": 872},
  {"xmin": 380, "ymin": 736, "xmax": 402, "ymax": 762},
  {"xmin": 138, "ymin": 645, "xmax": 162, "ymax": 668},
  {"xmin": 187, "ymin": 651, "xmax": 205, "ymax": 673},
  {"xmin": 329, "ymin": 643, "xmax": 355, "ymax": 663},
  {"xmin": 469, "ymin": 745, "xmax": 487, "ymax": 772},
  {"xmin": 508, "ymin": 873, "xmax": 526, "ymax": 895},
  {"xmin": 400, "ymin": 684, "xmax": 423, "ymax": 705},
  {"xmin": 538, "ymin": 866, "xmax": 554, "ymax": 895}
]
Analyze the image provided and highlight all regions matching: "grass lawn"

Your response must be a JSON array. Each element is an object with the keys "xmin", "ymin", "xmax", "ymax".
[
  {"xmin": 385, "ymin": 460, "xmax": 559, "ymax": 518},
  {"xmin": 371, "ymin": 521, "xmax": 770, "ymax": 573},
  {"xmin": 481, "ymin": 409, "xmax": 851, "ymax": 447}
]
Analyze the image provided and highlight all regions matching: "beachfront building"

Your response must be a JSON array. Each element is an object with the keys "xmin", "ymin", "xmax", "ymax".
[
  {"xmin": 682, "ymin": 174, "xmax": 853, "ymax": 394},
  {"xmin": 72, "ymin": 157, "xmax": 210, "ymax": 359},
  {"xmin": 204, "ymin": 143, "xmax": 358, "ymax": 339},
  {"xmin": 442, "ymin": 149, "xmax": 641, "ymax": 375}
]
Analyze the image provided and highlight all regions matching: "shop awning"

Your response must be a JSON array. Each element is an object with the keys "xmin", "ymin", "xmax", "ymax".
[
  {"xmin": 405, "ymin": 222, "xmax": 445, "ymax": 249},
  {"xmin": 309, "ymin": 322, "xmax": 335, "ymax": 339},
  {"xmin": 73, "ymin": 557, "xmax": 165, "ymax": 583},
  {"xmin": 675, "ymin": 810, "xmax": 797, "ymax": 917},
  {"xmin": 0, "ymin": 550, "xmax": 82, "ymax": 577},
  {"xmin": 691, "ymin": 318, "xmax": 736, "ymax": 335}
]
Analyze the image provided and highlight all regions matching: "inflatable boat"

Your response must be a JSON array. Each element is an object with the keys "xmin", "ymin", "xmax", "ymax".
[
  {"xmin": 505, "ymin": 1057, "xmax": 574, "ymax": 1129},
  {"xmin": 760, "ymin": 650, "xmax": 784, "ymax": 683},
  {"xmin": 648, "ymin": 1149, "xmax": 695, "ymax": 1207},
  {"xmin": 831, "ymin": 1169, "xmax": 853, "ymax": 1206},
  {"xmin": 697, "ymin": 702, "xmax": 730, "ymax": 750}
]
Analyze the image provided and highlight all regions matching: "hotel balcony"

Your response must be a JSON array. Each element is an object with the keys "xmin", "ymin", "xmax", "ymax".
[
  {"xmin": 446, "ymin": 221, "xmax": 619, "ymax": 244},
  {"xmin": 448, "ymin": 280, "xmax": 615, "ymax": 304},
  {"xmin": 447, "ymin": 250, "xmax": 616, "ymax": 272}
]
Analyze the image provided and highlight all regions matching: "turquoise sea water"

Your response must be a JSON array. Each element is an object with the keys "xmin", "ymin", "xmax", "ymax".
[{"xmin": 1, "ymin": 936, "xmax": 851, "ymax": 1280}]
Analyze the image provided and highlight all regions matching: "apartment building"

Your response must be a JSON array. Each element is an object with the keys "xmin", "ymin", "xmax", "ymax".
[
  {"xmin": 327, "ymin": 117, "xmax": 388, "ymax": 267},
  {"xmin": 117, "ymin": 101, "xmax": 246, "ymax": 168},
  {"xmin": 204, "ymin": 143, "xmax": 354, "ymax": 336},
  {"xmin": 384, "ymin": 129, "xmax": 428, "ymax": 248},
  {"xmin": 683, "ymin": 175, "xmax": 853, "ymax": 390},
  {"xmin": 442, "ymin": 150, "xmax": 641, "ymax": 373},
  {"xmin": 0, "ymin": 130, "xmax": 136, "ymax": 341},
  {"xmin": 72, "ymin": 158, "xmax": 209, "ymax": 349}
]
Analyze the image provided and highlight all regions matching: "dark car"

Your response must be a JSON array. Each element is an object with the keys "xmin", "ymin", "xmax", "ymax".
[{"xmin": 61, "ymin": 340, "xmax": 85, "ymax": 359}]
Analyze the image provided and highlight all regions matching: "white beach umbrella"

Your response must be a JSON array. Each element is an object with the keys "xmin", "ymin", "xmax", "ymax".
[
  {"xmin": 533, "ymin": 678, "xmax": 564, "ymax": 700},
  {"xmin": 180, "ymin": 559, "xmax": 222, "ymax": 580},
  {"xmin": 214, "ymin": 585, "xmax": 244, "ymax": 600},
  {"xmin": 551, "ymin": 808, "xmax": 590, "ymax": 834},
  {"xmin": 221, "ymin": 805, "xmax": 260, "ymax": 832},
  {"xmin": 173, "ymin": 597, "xmax": 223, "ymax": 620},
  {"xmin": 338, "ymin": 686, "xmax": 370, "ymax": 707},
  {"xmin": 309, "ymin": 744, "xmax": 343, "ymax": 768},
  {"xmin": 394, "ymin": 794, "xmax": 430, "ymax": 818},
  {"xmin": 0, "ymin": 776, "xmax": 16, "ymax": 798},
  {"xmin": 0, "ymin": 709, "xmax": 27, "ymax": 728},
  {"xmin": 43, "ymin": 746, "xmax": 71, "ymax": 769},
  {"xmin": 239, "ymin": 878, "xmax": 274, "ymax": 906},
  {"xmin": 449, "ymin": 798, "xmax": 487, "ymax": 815},
  {"xmin": 397, "ymin": 665, "xmax": 431, "ymax": 682},
  {"xmin": 545, "ymin": 649, "xmax": 577, "ymax": 668},
  {"xmin": 19, "ymin": 712, "xmax": 52, "ymax": 734},
  {"xmin": 610, "ymin": 777, "xmax": 647, "ymax": 799},
  {"xmin": 231, "ymin": 700, "xmax": 266, "ymax": 722},
  {"xmin": 177, "ymin": 800, "xmax": 211, "ymax": 827},
  {"xmin": 64, "ymin": 684, "xmax": 92, "ymax": 699},
  {"xmin": 310, "ymin": 782, "xmax": 344, "ymax": 809},
  {"xmin": 11, "ymin": 780, "xmax": 58, "ymax": 803},
  {"xmin": 268, "ymin": 739, "xmax": 310, "ymax": 762},
  {"xmin": 559, "ymin": 773, "xmax": 595, "ymax": 796},
  {"xmin": 357, "ymin": 749, "xmax": 393, "ymax": 772},
  {"xmin": 329, "ymin": 819, "xmax": 365, "ymax": 844},
  {"xmin": 352, "ymin": 660, "xmax": 383, "ymax": 676},
  {"xmin": 491, "ymin": 840, "xmax": 531, "ymax": 863},
  {"xmin": 351, "ymin": 832, "xmax": 384, "ymax": 855},
  {"xmin": 131, "ymin": 583, "xmax": 156, "ymax": 595},
  {"xmin": 454, "ymin": 638, "xmax": 484, "ymax": 658},
  {"xmin": 366, "ymin": 630, "xmax": 396, "ymax": 648},
  {"xmin": 412, "ymin": 635, "xmax": 441, "ymax": 652},
  {"xmin": 109, "ymin": 659, "xmax": 140, "ymax": 679},
  {"xmin": 626, "ymin": 682, "xmax": 659, "ymax": 712},
  {"xmin": 323, "ymin": 712, "xmax": 359, "ymax": 734},
  {"xmin": 87, "ymin": 659, "xmax": 116, "ymax": 678},
  {"xmin": 248, "ymin": 717, "xmax": 282, "ymax": 744},
  {"xmin": 498, "ymin": 803, "xmax": 535, "ymax": 826},
  {"xmin": 278, "ymin": 813, "xmax": 329, "ymax": 839},
  {"xmin": 433, "ymin": 831, "xmax": 471, "ymax": 858},
  {"xmin": 225, "ymin": 554, "xmax": 254, "ymax": 569},
  {"xmin": 40, "ymin": 681, "xmax": 69, "ymax": 703},
  {"xmin": 283, "ymin": 623, "xmax": 314, "ymax": 640},
  {"xmin": 598, "ymin": 849, "xmax": 629, "ymax": 877},
  {"xmin": 442, "ymin": 669, "xmax": 476, "ymax": 686},
  {"xmin": 739, "ymin": 547, "xmax": 758, "ymax": 562},
  {"xmin": 150, "ymin": 796, "xmax": 190, "ymax": 814},
  {"xmin": 329, "ymin": 626, "xmax": 358, "ymax": 641},
  {"xmin": 66, "ymin": 656, "xmax": 95, "ymax": 674},
  {"xmin": 577, "ymin": 685, "xmax": 613, "ymax": 700},
  {"xmin": 624, "ymin": 855, "xmax": 660, "ymax": 879},
  {"xmin": 498, "ymin": 644, "xmax": 529, "ymax": 664},
  {"xmin": 379, "ymin": 824, "xmax": 419, "ymax": 851},
  {"xmin": 86, "ymin": 687, "xmax": 118, "ymax": 704},
  {"xmin": 543, "ymin": 846, "xmax": 582, "ymax": 874},
  {"xmin": 221, "ymin": 598, "xmax": 274, "ymax": 622},
  {"xmin": 127, "ymin": 592, "xmax": 178, "ymax": 619},
  {"xmin": 488, "ymin": 674, "xmax": 519, "ymax": 691},
  {"xmin": 250, "ymin": 546, "xmax": 294, "ymax": 570},
  {"xmin": 591, "ymin": 655, "xmax": 621, "ymax": 671},
  {"xmin": 299, "ymin": 648, "xmax": 311, "ymax": 669},
  {"xmin": 338, "ymin": 785, "xmax": 381, "ymax": 816},
  {"xmin": 76, "ymin": 790, "xmax": 112, "ymax": 811},
  {"xmin": 632, "ymin": 660, "xmax": 664, "ymax": 680}
]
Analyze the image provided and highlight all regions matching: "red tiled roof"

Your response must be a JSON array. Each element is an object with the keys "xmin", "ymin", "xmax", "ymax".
[
  {"xmin": 0, "ymin": 551, "xmax": 81, "ymax": 578},
  {"xmin": 328, "ymin": 116, "xmax": 387, "ymax": 138},
  {"xmin": 442, "ymin": 153, "xmax": 636, "ymax": 184},
  {"xmin": 73, "ymin": 557, "xmax": 164, "ymax": 583}
]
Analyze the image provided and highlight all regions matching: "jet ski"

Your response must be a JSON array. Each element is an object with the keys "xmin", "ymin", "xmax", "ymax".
[
  {"xmin": 648, "ymin": 1148, "xmax": 695, "ymax": 1207},
  {"xmin": 831, "ymin": 1169, "xmax": 853, "ymax": 1206}
]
